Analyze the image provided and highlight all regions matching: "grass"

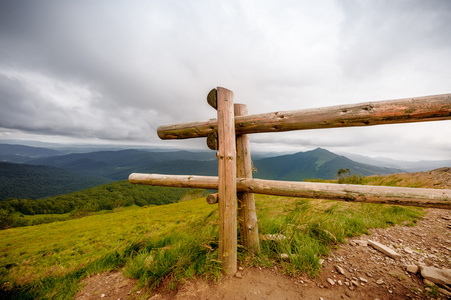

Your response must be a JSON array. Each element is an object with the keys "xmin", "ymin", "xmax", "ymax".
[{"xmin": 0, "ymin": 193, "xmax": 425, "ymax": 299}]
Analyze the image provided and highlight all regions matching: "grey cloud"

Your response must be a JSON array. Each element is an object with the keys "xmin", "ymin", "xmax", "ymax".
[
  {"xmin": 0, "ymin": 1, "xmax": 449, "ymax": 160},
  {"xmin": 338, "ymin": 0, "xmax": 451, "ymax": 80}
]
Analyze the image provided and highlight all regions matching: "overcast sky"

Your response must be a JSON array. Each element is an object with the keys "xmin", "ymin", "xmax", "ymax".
[{"xmin": 0, "ymin": 0, "xmax": 450, "ymax": 161}]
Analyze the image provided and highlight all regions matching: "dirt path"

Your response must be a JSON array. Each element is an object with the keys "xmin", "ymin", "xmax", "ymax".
[{"xmin": 75, "ymin": 208, "xmax": 451, "ymax": 300}]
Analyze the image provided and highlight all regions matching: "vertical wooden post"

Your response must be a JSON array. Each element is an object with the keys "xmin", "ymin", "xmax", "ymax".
[
  {"xmin": 217, "ymin": 87, "xmax": 237, "ymax": 275},
  {"xmin": 235, "ymin": 104, "xmax": 260, "ymax": 254}
]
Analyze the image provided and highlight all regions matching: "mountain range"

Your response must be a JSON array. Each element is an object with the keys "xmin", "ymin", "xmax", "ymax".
[{"xmin": 1, "ymin": 143, "xmax": 449, "ymax": 200}]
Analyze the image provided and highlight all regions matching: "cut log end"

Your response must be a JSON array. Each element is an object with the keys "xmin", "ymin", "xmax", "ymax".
[
  {"xmin": 207, "ymin": 88, "xmax": 218, "ymax": 110},
  {"xmin": 207, "ymin": 131, "xmax": 219, "ymax": 150},
  {"xmin": 206, "ymin": 193, "xmax": 219, "ymax": 204}
]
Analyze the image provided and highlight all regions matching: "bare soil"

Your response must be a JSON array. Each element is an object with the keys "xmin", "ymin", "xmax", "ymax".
[{"xmin": 75, "ymin": 208, "xmax": 450, "ymax": 300}]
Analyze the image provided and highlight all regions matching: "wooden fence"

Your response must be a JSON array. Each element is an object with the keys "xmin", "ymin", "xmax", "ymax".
[{"xmin": 130, "ymin": 87, "xmax": 451, "ymax": 275}]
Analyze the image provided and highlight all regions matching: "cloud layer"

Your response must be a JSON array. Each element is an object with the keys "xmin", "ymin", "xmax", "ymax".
[{"xmin": 0, "ymin": 0, "xmax": 450, "ymax": 160}]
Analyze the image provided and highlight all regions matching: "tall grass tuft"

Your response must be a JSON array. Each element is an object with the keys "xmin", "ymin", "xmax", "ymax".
[
  {"xmin": 254, "ymin": 196, "xmax": 424, "ymax": 277},
  {"xmin": 122, "ymin": 212, "xmax": 222, "ymax": 290}
]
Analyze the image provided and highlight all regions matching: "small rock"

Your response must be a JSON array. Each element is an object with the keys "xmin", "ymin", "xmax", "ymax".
[
  {"xmin": 368, "ymin": 240, "xmax": 401, "ymax": 259},
  {"xmin": 101, "ymin": 294, "xmax": 106, "ymax": 298},
  {"xmin": 351, "ymin": 280, "xmax": 359, "ymax": 287},
  {"xmin": 262, "ymin": 234, "xmax": 286, "ymax": 241},
  {"xmin": 438, "ymin": 287, "xmax": 451, "ymax": 297},
  {"xmin": 319, "ymin": 298, "xmax": 324, "ymax": 300},
  {"xmin": 239, "ymin": 266, "xmax": 243, "ymax": 271},
  {"xmin": 354, "ymin": 240, "xmax": 368, "ymax": 246},
  {"xmin": 327, "ymin": 278, "xmax": 335, "ymax": 285},
  {"xmin": 280, "ymin": 253, "xmax": 289, "ymax": 260},
  {"xmin": 359, "ymin": 277, "xmax": 367, "ymax": 283},
  {"xmin": 403, "ymin": 247, "xmax": 413, "ymax": 254},
  {"xmin": 376, "ymin": 278, "xmax": 384, "ymax": 285},
  {"xmin": 338, "ymin": 280, "xmax": 342, "ymax": 286},
  {"xmin": 423, "ymin": 278, "xmax": 435, "ymax": 286},
  {"xmin": 335, "ymin": 265, "xmax": 345, "ymax": 275},
  {"xmin": 235, "ymin": 272, "xmax": 243, "ymax": 279},
  {"xmin": 406, "ymin": 264, "xmax": 419, "ymax": 274}
]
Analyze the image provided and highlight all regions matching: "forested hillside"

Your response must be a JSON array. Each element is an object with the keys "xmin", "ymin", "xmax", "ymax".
[
  {"xmin": 0, "ymin": 180, "xmax": 200, "ymax": 229},
  {"xmin": 27, "ymin": 149, "xmax": 217, "ymax": 180},
  {"xmin": 253, "ymin": 148, "xmax": 400, "ymax": 181},
  {"xmin": 25, "ymin": 148, "xmax": 400, "ymax": 181},
  {"xmin": 0, "ymin": 162, "xmax": 111, "ymax": 200}
]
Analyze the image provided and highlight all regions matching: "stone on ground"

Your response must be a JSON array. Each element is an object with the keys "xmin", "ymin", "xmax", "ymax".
[
  {"xmin": 368, "ymin": 240, "xmax": 401, "ymax": 259},
  {"xmin": 419, "ymin": 265, "xmax": 451, "ymax": 285}
]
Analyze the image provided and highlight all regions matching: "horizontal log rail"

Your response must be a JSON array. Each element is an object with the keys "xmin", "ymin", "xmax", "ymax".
[
  {"xmin": 129, "ymin": 173, "xmax": 451, "ymax": 209},
  {"xmin": 157, "ymin": 93, "xmax": 451, "ymax": 139}
]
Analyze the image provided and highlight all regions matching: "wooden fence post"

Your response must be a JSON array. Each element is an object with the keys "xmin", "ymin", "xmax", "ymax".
[
  {"xmin": 235, "ymin": 104, "xmax": 260, "ymax": 254},
  {"xmin": 216, "ymin": 87, "xmax": 237, "ymax": 275}
]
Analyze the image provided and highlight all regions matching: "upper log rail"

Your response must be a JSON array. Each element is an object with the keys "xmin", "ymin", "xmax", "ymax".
[
  {"xmin": 157, "ymin": 93, "xmax": 451, "ymax": 140},
  {"xmin": 129, "ymin": 173, "xmax": 451, "ymax": 210}
]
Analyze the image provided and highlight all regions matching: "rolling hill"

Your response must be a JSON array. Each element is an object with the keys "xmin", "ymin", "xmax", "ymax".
[
  {"xmin": 0, "ymin": 144, "xmax": 63, "ymax": 163},
  {"xmin": 27, "ymin": 149, "xmax": 217, "ymax": 180},
  {"xmin": 26, "ymin": 147, "xmax": 401, "ymax": 181},
  {"xmin": 253, "ymin": 148, "xmax": 401, "ymax": 181},
  {"xmin": 1, "ymin": 147, "xmax": 405, "ymax": 200}
]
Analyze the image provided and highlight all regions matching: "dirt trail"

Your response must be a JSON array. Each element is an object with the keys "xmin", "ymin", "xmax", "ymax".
[{"xmin": 75, "ymin": 208, "xmax": 451, "ymax": 300}]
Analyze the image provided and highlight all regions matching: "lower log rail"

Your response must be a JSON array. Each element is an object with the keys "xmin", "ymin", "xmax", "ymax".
[{"xmin": 129, "ymin": 173, "xmax": 451, "ymax": 210}]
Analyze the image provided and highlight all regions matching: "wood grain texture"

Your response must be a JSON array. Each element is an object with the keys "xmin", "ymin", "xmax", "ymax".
[
  {"xmin": 235, "ymin": 104, "xmax": 260, "ymax": 254},
  {"xmin": 157, "ymin": 93, "xmax": 451, "ymax": 139},
  {"xmin": 129, "ymin": 173, "xmax": 451, "ymax": 209},
  {"xmin": 216, "ymin": 87, "xmax": 237, "ymax": 275}
]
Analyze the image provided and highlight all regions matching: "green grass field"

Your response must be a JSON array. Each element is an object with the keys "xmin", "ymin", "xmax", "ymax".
[{"xmin": 0, "ymin": 192, "xmax": 424, "ymax": 299}]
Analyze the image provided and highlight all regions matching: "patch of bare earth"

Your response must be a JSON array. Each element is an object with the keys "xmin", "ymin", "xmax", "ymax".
[{"xmin": 76, "ymin": 168, "xmax": 451, "ymax": 299}]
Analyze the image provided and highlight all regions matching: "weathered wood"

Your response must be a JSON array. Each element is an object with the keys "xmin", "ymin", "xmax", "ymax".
[
  {"xmin": 129, "ymin": 173, "xmax": 218, "ymax": 189},
  {"xmin": 157, "ymin": 93, "xmax": 451, "ymax": 139},
  {"xmin": 216, "ymin": 87, "xmax": 237, "ymax": 275},
  {"xmin": 129, "ymin": 173, "xmax": 451, "ymax": 209},
  {"xmin": 235, "ymin": 104, "xmax": 260, "ymax": 254},
  {"xmin": 207, "ymin": 88, "xmax": 218, "ymax": 110},
  {"xmin": 206, "ymin": 131, "xmax": 218, "ymax": 150},
  {"xmin": 206, "ymin": 193, "xmax": 218, "ymax": 204}
]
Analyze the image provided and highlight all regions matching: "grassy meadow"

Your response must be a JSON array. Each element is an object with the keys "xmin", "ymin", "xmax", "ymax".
[{"xmin": 0, "ymin": 191, "xmax": 424, "ymax": 299}]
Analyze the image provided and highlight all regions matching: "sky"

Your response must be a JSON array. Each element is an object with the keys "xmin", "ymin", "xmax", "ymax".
[{"xmin": 0, "ymin": 0, "xmax": 450, "ymax": 161}]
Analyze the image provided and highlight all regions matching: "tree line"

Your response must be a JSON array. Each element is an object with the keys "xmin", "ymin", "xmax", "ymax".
[{"xmin": 0, "ymin": 180, "xmax": 203, "ymax": 229}]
